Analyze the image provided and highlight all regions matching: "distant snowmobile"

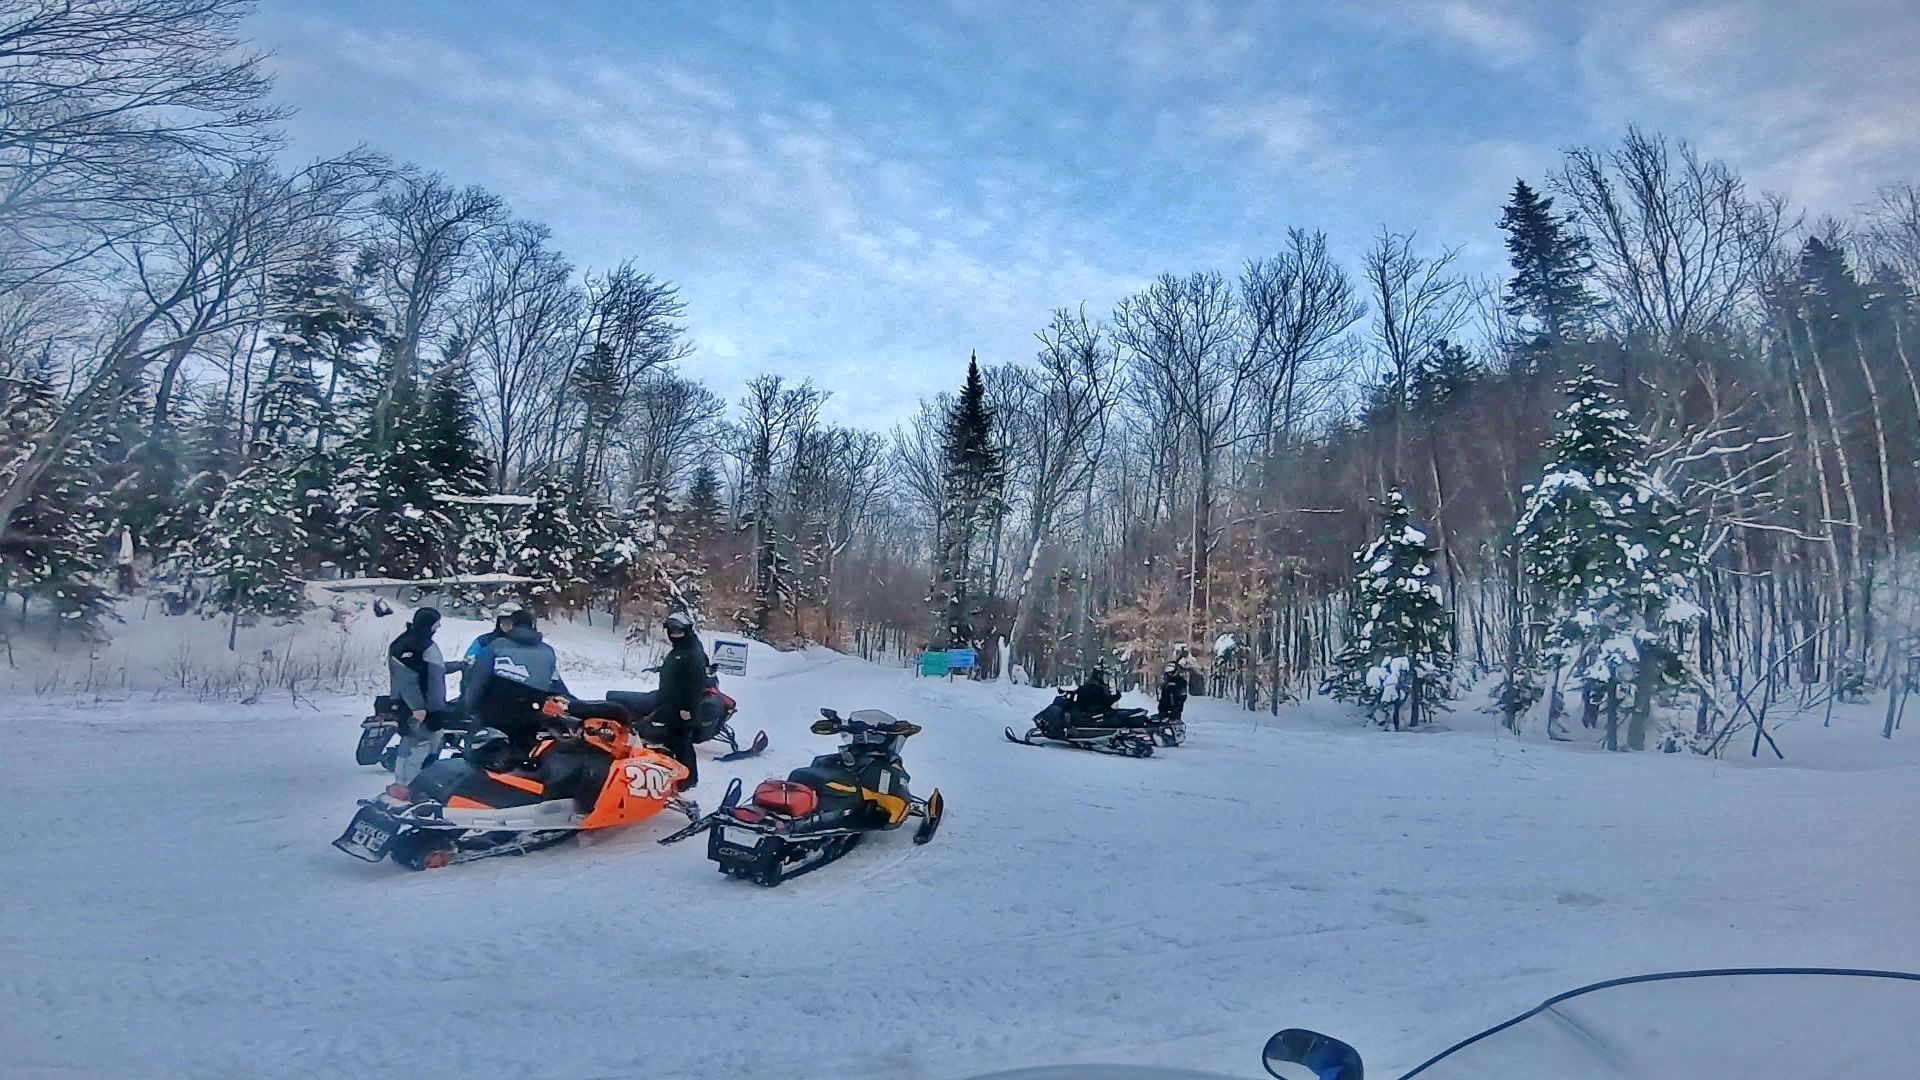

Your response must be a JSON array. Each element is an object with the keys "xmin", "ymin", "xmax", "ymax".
[
  {"xmin": 354, "ymin": 695, "xmax": 408, "ymax": 767},
  {"xmin": 1007, "ymin": 674, "xmax": 1184, "ymax": 757},
  {"xmin": 660, "ymin": 708, "xmax": 943, "ymax": 886},
  {"xmin": 333, "ymin": 699, "xmax": 696, "ymax": 870},
  {"xmin": 607, "ymin": 662, "xmax": 767, "ymax": 761}
]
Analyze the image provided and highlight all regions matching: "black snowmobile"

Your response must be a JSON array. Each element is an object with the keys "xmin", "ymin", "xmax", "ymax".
[
  {"xmin": 660, "ymin": 708, "xmax": 943, "ymax": 886},
  {"xmin": 1006, "ymin": 674, "xmax": 1183, "ymax": 757},
  {"xmin": 606, "ymin": 662, "xmax": 768, "ymax": 761},
  {"xmin": 354, "ymin": 695, "xmax": 406, "ymax": 767}
]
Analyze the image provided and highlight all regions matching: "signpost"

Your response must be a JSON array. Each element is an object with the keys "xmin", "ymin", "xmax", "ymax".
[{"xmin": 713, "ymin": 639, "xmax": 749, "ymax": 676}]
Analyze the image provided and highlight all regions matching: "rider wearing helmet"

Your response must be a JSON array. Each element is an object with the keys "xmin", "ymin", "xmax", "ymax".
[
  {"xmin": 463, "ymin": 601, "xmax": 524, "ymax": 674},
  {"xmin": 460, "ymin": 609, "xmax": 570, "ymax": 755},
  {"xmin": 1073, "ymin": 665, "xmax": 1121, "ymax": 717},
  {"xmin": 653, "ymin": 611, "xmax": 709, "ymax": 789}
]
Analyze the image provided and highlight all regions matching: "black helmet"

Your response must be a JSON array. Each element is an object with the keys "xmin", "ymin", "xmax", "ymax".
[
  {"xmin": 462, "ymin": 727, "xmax": 514, "ymax": 771},
  {"xmin": 664, "ymin": 612, "xmax": 693, "ymax": 637}
]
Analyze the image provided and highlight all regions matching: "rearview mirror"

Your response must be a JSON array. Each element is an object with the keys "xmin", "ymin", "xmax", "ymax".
[{"xmin": 1263, "ymin": 1029, "xmax": 1363, "ymax": 1080}]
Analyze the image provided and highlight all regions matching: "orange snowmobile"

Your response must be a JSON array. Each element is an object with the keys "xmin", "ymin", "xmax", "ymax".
[{"xmin": 332, "ymin": 696, "xmax": 696, "ymax": 870}]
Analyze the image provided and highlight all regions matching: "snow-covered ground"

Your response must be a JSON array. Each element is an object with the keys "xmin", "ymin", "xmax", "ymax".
[{"xmin": 4, "ymin": 608, "xmax": 1918, "ymax": 1079}]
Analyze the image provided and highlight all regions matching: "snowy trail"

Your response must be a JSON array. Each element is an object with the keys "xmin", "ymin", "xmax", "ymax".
[{"xmin": 4, "ymin": 653, "xmax": 1919, "ymax": 1080}]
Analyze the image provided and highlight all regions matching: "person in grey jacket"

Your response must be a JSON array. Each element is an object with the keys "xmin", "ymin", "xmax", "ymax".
[
  {"xmin": 460, "ymin": 609, "xmax": 570, "ymax": 755},
  {"xmin": 387, "ymin": 608, "xmax": 466, "ymax": 781}
]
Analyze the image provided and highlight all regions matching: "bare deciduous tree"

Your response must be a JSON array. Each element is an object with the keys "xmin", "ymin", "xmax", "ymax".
[
  {"xmin": 1553, "ymin": 128, "xmax": 1788, "ymax": 349},
  {"xmin": 465, "ymin": 221, "xmax": 579, "ymax": 486},
  {"xmin": 0, "ymin": 0, "xmax": 285, "ymax": 292}
]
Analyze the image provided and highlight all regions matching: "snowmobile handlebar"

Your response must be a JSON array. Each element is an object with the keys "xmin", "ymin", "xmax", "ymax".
[{"xmin": 814, "ymin": 709, "xmax": 922, "ymax": 739}]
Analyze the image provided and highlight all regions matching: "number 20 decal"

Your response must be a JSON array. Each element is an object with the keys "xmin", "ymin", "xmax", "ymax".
[{"xmin": 624, "ymin": 760, "xmax": 675, "ymax": 800}]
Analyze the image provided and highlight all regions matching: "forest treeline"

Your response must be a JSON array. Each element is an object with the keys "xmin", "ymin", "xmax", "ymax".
[{"xmin": 4, "ymin": 1, "xmax": 1917, "ymax": 751}]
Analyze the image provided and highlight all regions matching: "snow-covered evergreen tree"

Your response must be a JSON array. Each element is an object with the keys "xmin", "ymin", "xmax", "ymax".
[
  {"xmin": 600, "ymin": 490, "xmax": 704, "ymax": 625},
  {"xmin": 334, "ymin": 385, "xmax": 460, "ymax": 580},
  {"xmin": 0, "ymin": 375, "xmax": 114, "ymax": 629},
  {"xmin": 197, "ymin": 455, "xmax": 311, "ymax": 636},
  {"xmin": 1328, "ymin": 489, "xmax": 1453, "ymax": 729},
  {"xmin": 259, "ymin": 251, "xmax": 383, "ymax": 455},
  {"xmin": 510, "ymin": 476, "xmax": 612, "ymax": 614},
  {"xmin": 417, "ymin": 354, "xmax": 488, "ymax": 497},
  {"xmin": 1516, "ymin": 369, "xmax": 1703, "ymax": 751}
]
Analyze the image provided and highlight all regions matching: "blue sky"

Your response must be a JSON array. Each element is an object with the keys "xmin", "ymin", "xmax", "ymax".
[{"xmin": 249, "ymin": 0, "xmax": 1920, "ymax": 424}]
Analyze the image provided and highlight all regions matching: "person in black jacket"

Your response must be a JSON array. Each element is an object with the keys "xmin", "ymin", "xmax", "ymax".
[
  {"xmin": 461, "ymin": 610, "xmax": 571, "ymax": 756},
  {"xmin": 386, "ymin": 608, "xmax": 467, "ymax": 780},
  {"xmin": 653, "ymin": 612, "xmax": 709, "ymax": 789}
]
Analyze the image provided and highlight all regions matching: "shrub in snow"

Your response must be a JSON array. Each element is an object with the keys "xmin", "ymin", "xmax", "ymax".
[
  {"xmin": 1327, "ymin": 489, "xmax": 1453, "ymax": 729},
  {"xmin": 1516, "ymin": 369, "xmax": 1703, "ymax": 751}
]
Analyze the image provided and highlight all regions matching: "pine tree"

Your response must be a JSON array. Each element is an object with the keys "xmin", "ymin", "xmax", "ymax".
[
  {"xmin": 1408, "ymin": 339, "xmax": 1480, "ymax": 418},
  {"xmin": 417, "ymin": 357, "xmax": 488, "ymax": 497},
  {"xmin": 509, "ymin": 475, "xmax": 612, "ymax": 614},
  {"xmin": 0, "ymin": 374, "xmax": 114, "ymax": 630},
  {"xmin": 571, "ymin": 340, "xmax": 622, "ymax": 485},
  {"xmin": 151, "ymin": 393, "xmax": 245, "ymax": 559},
  {"xmin": 1327, "ymin": 489, "xmax": 1453, "ymax": 729},
  {"xmin": 600, "ymin": 490, "xmax": 703, "ymax": 624},
  {"xmin": 931, "ymin": 354, "xmax": 1005, "ymax": 649},
  {"xmin": 1498, "ymin": 180, "xmax": 1600, "ymax": 347},
  {"xmin": 334, "ymin": 383, "xmax": 460, "ymax": 580},
  {"xmin": 1516, "ymin": 369, "xmax": 1703, "ymax": 750},
  {"xmin": 197, "ymin": 454, "xmax": 311, "ymax": 642},
  {"xmin": 684, "ymin": 463, "xmax": 722, "ymax": 537},
  {"xmin": 259, "ymin": 251, "xmax": 382, "ymax": 455}
]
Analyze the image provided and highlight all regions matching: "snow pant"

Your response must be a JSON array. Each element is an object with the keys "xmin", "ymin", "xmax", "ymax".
[
  {"xmin": 390, "ymin": 710, "xmax": 468, "ymax": 782},
  {"xmin": 652, "ymin": 709, "xmax": 698, "ymax": 788}
]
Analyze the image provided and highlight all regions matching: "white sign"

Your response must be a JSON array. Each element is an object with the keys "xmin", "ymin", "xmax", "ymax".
[{"xmin": 713, "ymin": 639, "xmax": 749, "ymax": 676}]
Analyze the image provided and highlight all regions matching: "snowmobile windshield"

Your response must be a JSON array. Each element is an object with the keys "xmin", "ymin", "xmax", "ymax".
[{"xmin": 1390, "ymin": 968, "xmax": 1920, "ymax": 1079}]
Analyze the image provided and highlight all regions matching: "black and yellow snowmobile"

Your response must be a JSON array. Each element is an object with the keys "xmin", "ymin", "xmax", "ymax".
[{"xmin": 660, "ymin": 708, "xmax": 943, "ymax": 886}]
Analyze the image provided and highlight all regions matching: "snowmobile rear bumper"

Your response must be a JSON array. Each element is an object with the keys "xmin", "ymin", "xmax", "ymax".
[{"xmin": 332, "ymin": 803, "xmax": 402, "ymax": 862}]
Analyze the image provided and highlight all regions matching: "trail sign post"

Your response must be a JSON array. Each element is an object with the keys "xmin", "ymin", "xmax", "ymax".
[
  {"xmin": 713, "ymin": 639, "xmax": 749, "ymax": 676},
  {"xmin": 946, "ymin": 648, "xmax": 977, "ymax": 680}
]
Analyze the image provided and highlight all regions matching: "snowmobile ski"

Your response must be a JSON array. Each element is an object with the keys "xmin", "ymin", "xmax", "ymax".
[
  {"xmin": 716, "ymin": 728, "xmax": 770, "ymax": 761},
  {"xmin": 1007, "ymin": 722, "xmax": 1155, "ymax": 757}
]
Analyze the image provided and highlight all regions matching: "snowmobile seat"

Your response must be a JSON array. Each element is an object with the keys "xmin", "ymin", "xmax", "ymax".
[
  {"xmin": 605, "ymin": 689, "xmax": 658, "ymax": 718},
  {"xmin": 533, "ymin": 743, "xmax": 612, "ymax": 809},
  {"xmin": 787, "ymin": 761, "xmax": 859, "ymax": 793},
  {"xmin": 566, "ymin": 699, "xmax": 633, "ymax": 725}
]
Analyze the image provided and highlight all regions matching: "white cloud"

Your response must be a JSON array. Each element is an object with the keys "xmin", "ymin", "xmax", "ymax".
[
  {"xmin": 1342, "ymin": 0, "xmax": 1541, "ymax": 68},
  {"xmin": 1117, "ymin": 1, "xmax": 1257, "ymax": 76},
  {"xmin": 1574, "ymin": 0, "xmax": 1920, "ymax": 212},
  {"xmin": 269, "ymin": 18, "xmax": 1144, "ymax": 422},
  {"xmin": 1183, "ymin": 93, "xmax": 1363, "ymax": 188}
]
